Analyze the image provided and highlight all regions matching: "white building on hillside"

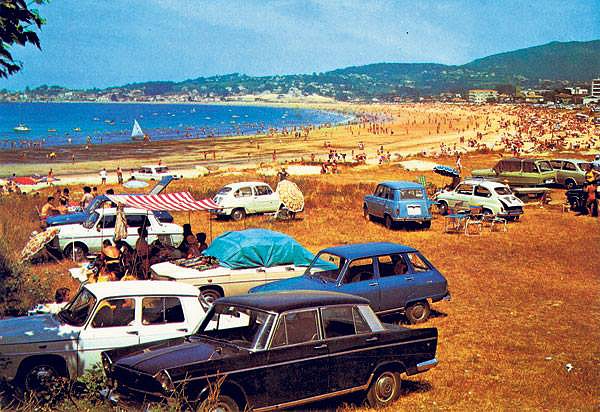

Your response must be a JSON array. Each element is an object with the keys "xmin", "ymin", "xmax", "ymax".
[{"xmin": 468, "ymin": 89, "xmax": 498, "ymax": 104}]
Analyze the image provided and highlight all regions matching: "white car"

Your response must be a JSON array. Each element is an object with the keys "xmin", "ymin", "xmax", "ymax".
[
  {"xmin": 435, "ymin": 179, "xmax": 525, "ymax": 219},
  {"xmin": 0, "ymin": 281, "xmax": 204, "ymax": 390},
  {"xmin": 55, "ymin": 207, "xmax": 184, "ymax": 260},
  {"xmin": 131, "ymin": 165, "xmax": 180, "ymax": 181},
  {"xmin": 212, "ymin": 181, "xmax": 282, "ymax": 221}
]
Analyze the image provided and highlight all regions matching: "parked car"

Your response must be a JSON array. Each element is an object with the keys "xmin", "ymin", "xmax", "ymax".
[
  {"xmin": 54, "ymin": 207, "xmax": 183, "ymax": 260},
  {"xmin": 0, "ymin": 281, "xmax": 207, "ymax": 391},
  {"xmin": 363, "ymin": 181, "xmax": 432, "ymax": 229},
  {"xmin": 212, "ymin": 181, "xmax": 282, "ymax": 221},
  {"xmin": 45, "ymin": 176, "xmax": 175, "ymax": 227},
  {"xmin": 131, "ymin": 165, "xmax": 180, "ymax": 181},
  {"xmin": 549, "ymin": 158, "xmax": 592, "ymax": 189},
  {"xmin": 250, "ymin": 242, "xmax": 450, "ymax": 324},
  {"xmin": 435, "ymin": 179, "xmax": 524, "ymax": 219},
  {"xmin": 151, "ymin": 229, "xmax": 315, "ymax": 303},
  {"xmin": 471, "ymin": 158, "xmax": 556, "ymax": 187},
  {"xmin": 103, "ymin": 291, "xmax": 439, "ymax": 410}
]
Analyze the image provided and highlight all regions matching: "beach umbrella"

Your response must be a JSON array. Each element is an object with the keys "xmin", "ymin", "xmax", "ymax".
[
  {"xmin": 13, "ymin": 176, "xmax": 37, "ymax": 185},
  {"xmin": 20, "ymin": 227, "xmax": 60, "ymax": 262},
  {"xmin": 276, "ymin": 180, "xmax": 304, "ymax": 213},
  {"xmin": 123, "ymin": 180, "xmax": 149, "ymax": 189},
  {"xmin": 433, "ymin": 165, "xmax": 460, "ymax": 178}
]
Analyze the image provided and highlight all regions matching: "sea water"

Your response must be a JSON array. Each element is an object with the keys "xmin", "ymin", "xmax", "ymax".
[{"xmin": 0, "ymin": 102, "xmax": 349, "ymax": 148}]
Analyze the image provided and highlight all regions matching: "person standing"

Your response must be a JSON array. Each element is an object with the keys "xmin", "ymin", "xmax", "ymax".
[
  {"xmin": 455, "ymin": 153, "xmax": 463, "ymax": 175},
  {"xmin": 116, "ymin": 166, "xmax": 123, "ymax": 185},
  {"xmin": 80, "ymin": 186, "xmax": 94, "ymax": 209},
  {"xmin": 100, "ymin": 168, "xmax": 107, "ymax": 185}
]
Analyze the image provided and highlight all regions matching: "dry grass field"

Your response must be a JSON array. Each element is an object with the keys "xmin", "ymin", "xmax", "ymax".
[{"xmin": 1, "ymin": 154, "xmax": 599, "ymax": 411}]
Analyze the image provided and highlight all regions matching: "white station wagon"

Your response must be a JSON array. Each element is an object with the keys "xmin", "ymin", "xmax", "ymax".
[
  {"xmin": 0, "ymin": 281, "xmax": 205, "ymax": 391},
  {"xmin": 212, "ymin": 181, "xmax": 282, "ymax": 221},
  {"xmin": 131, "ymin": 165, "xmax": 180, "ymax": 181},
  {"xmin": 55, "ymin": 207, "xmax": 184, "ymax": 260}
]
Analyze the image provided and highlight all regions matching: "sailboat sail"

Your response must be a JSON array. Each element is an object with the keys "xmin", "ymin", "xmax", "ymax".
[{"xmin": 131, "ymin": 120, "xmax": 144, "ymax": 138}]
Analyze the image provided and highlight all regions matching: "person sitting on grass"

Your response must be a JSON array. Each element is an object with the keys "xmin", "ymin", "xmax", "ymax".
[{"xmin": 196, "ymin": 232, "xmax": 209, "ymax": 252}]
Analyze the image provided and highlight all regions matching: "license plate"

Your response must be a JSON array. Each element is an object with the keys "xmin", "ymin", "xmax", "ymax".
[{"xmin": 407, "ymin": 205, "xmax": 421, "ymax": 216}]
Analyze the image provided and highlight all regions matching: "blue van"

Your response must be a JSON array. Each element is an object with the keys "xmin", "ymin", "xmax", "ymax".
[{"xmin": 363, "ymin": 181, "xmax": 432, "ymax": 229}]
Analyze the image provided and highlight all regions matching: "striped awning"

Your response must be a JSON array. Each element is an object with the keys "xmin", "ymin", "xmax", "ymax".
[{"xmin": 106, "ymin": 192, "xmax": 221, "ymax": 211}]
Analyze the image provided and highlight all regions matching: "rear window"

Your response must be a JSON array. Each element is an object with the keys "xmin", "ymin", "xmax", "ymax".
[
  {"xmin": 155, "ymin": 167, "xmax": 170, "ymax": 173},
  {"xmin": 495, "ymin": 186, "xmax": 512, "ymax": 195},
  {"xmin": 400, "ymin": 189, "xmax": 423, "ymax": 200}
]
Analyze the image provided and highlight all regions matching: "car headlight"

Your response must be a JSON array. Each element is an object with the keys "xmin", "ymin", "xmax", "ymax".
[{"xmin": 155, "ymin": 370, "xmax": 174, "ymax": 393}]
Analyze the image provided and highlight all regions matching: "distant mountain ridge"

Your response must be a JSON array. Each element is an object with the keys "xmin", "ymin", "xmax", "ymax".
[{"xmin": 22, "ymin": 40, "xmax": 600, "ymax": 101}]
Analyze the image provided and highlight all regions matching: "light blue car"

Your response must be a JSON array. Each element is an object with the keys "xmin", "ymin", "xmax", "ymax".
[
  {"xmin": 363, "ymin": 181, "xmax": 432, "ymax": 229},
  {"xmin": 250, "ymin": 242, "xmax": 450, "ymax": 324}
]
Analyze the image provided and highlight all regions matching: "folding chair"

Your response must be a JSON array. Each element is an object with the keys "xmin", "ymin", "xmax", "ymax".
[
  {"xmin": 464, "ymin": 205, "xmax": 484, "ymax": 236},
  {"xmin": 443, "ymin": 202, "xmax": 469, "ymax": 234}
]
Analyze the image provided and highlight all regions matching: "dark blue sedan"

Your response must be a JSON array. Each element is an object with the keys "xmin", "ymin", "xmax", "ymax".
[{"xmin": 250, "ymin": 242, "xmax": 450, "ymax": 323}]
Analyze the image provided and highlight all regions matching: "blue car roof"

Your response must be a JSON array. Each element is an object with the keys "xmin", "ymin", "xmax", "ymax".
[
  {"xmin": 380, "ymin": 181, "xmax": 425, "ymax": 190},
  {"xmin": 320, "ymin": 242, "xmax": 417, "ymax": 260}
]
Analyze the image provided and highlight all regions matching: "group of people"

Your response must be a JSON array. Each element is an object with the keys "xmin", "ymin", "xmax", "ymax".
[{"xmin": 584, "ymin": 155, "xmax": 600, "ymax": 216}]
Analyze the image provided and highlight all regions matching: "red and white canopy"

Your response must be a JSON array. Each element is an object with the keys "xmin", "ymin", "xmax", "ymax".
[{"xmin": 106, "ymin": 192, "xmax": 220, "ymax": 212}]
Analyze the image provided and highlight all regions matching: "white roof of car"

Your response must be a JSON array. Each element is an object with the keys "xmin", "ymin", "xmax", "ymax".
[
  {"xmin": 461, "ymin": 179, "xmax": 508, "ymax": 189},
  {"xmin": 93, "ymin": 207, "xmax": 154, "ymax": 215},
  {"xmin": 223, "ymin": 181, "xmax": 271, "ymax": 190},
  {"xmin": 84, "ymin": 280, "xmax": 199, "ymax": 300}
]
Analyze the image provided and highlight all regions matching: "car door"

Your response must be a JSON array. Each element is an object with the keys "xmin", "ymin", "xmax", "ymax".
[
  {"xmin": 374, "ymin": 254, "xmax": 413, "ymax": 312},
  {"xmin": 253, "ymin": 185, "xmax": 278, "ymax": 212},
  {"xmin": 561, "ymin": 161, "xmax": 578, "ymax": 185},
  {"xmin": 78, "ymin": 297, "xmax": 139, "ymax": 373},
  {"xmin": 337, "ymin": 258, "xmax": 381, "ymax": 311},
  {"xmin": 405, "ymin": 252, "xmax": 447, "ymax": 301},
  {"xmin": 138, "ymin": 296, "xmax": 191, "ymax": 343},
  {"xmin": 370, "ymin": 185, "xmax": 386, "ymax": 218},
  {"xmin": 264, "ymin": 309, "xmax": 330, "ymax": 404},
  {"xmin": 453, "ymin": 183, "xmax": 474, "ymax": 209},
  {"xmin": 473, "ymin": 185, "xmax": 493, "ymax": 210},
  {"xmin": 96, "ymin": 214, "xmax": 117, "ymax": 251},
  {"xmin": 126, "ymin": 214, "xmax": 150, "ymax": 245},
  {"xmin": 321, "ymin": 305, "xmax": 379, "ymax": 391},
  {"xmin": 549, "ymin": 160, "xmax": 564, "ymax": 184}
]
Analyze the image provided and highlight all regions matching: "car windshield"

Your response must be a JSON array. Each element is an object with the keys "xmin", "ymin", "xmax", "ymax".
[
  {"xmin": 305, "ymin": 252, "xmax": 345, "ymax": 283},
  {"xmin": 196, "ymin": 304, "xmax": 276, "ymax": 351},
  {"xmin": 538, "ymin": 161, "xmax": 553, "ymax": 172},
  {"xmin": 58, "ymin": 288, "xmax": 97, "ymax": 327},
  {"xmin": 216, "ymin": 187, "xmax": 232, "ymax": 196},
  {"xmin": 494, "ymin": 186, "xmax": 512, "ymax": 195},
  {"xmin": 400, "ymin": 189, "xmax": 424, "ymax": 200},
  {"xmin": 83, "ymin": 211, "xmax": 99, "ymax": 229}
]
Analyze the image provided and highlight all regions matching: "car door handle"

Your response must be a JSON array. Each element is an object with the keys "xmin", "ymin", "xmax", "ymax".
[
  {"xmin": 313, "ymin": 344, "xmax": 328, "ymax": 350},
  {"xmin": 126, "ymin": 331, "xmax": 139, "ymax": 335},
  {"xmin": 369, "ymin": 282, "xmax": 378, "ymax": 287},
  {"xmin": 405, "ymin": 277, "xmax": 414, "ymax": 281},
  {"xmin": 177, "ymin": 328, "xmax": 188, "ymax": 333},
  {"xmin": 426, "ymin": 280, "xmax": 433, "ymax": 284},
  {"xmin": 366, "ymin": 336, "xmax": 379, "ymax": 343}
]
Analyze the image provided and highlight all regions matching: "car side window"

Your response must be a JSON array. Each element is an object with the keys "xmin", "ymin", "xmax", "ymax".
[
  {"xmin": 142, "ymin": 297, "xmax": 185, "ymax": 325},
  {"xmin": 563, "ymin": 162, "xmax": 576, "ymax": 171},
  {"xmin": 271, "ymin": 310, "xmax": 319, "ymax": 347},
  {"xmin": 474, "ymin": 186, "xmax": 491, "ymax": 198},
  {"xmin": 374, "ymin": 185, "xmax": 384, "ymax": 198},
  {"xmin": 91, "ymin": 298, "xmax": 135, "ymax": 328},
  {"xmin": 523, "ymin": 162, "xmax": 536, "ymax": 173},
  {"xmin": 126, "ymin": 215, "xmax": 150, "ymax": 228},
  {"xmin": 235, "ymin": 187, "xmax": 253, "ymax": 197},
  {"xmin": 353, "ymin": 306, "xmax": 371, "ymax": 334},
  {"xmin": 98, "ymin": 214, "xmax": 116, "ymax": 229},
  {"xmin": 549, "ymin": 160, "xmax": 562, "ymax": 170},
  {"xmin": 377, "ymin": 254, "xmax": 409, "ymax": 277},
  {"xmin": 406, "ymin": 253, "xmax": 430, "ymax": 272},
  {"xmin": 321, "ymin": 306, "xmax": 362, "ymax": 338},
  {"xmin": 456, "ymin": 184, "xmax": 473, "ymax": 195},
  {"xmin": 254, "ymin": 185, "xmax": 273, "ymax": 196},
  {"xmin": 343, "ymin": 258, "xmax": 375, "ymax": 283}
]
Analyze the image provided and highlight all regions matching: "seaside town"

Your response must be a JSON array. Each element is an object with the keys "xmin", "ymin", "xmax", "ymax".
[{"xmin": 0, "ymin": 1, "xmax": 599, "ymax": 412}]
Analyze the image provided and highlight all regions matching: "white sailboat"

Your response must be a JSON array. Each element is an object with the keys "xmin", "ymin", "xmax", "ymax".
[
  {"xmin": 14, "ymin": 123, "xmax": 31, "ymax": 132},
  {"xmin": 131, "ymin": 119, "xmax": 145, "ymax": 141}
]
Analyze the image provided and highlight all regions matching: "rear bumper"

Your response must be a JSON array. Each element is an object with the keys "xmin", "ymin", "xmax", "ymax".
[
  {"xmin": 416, "ymin": 358, "xmax": 438, "ymax": 373},
  {"xmin": 391, "ymin": 216, "xmax": 432, "ymax": 222}
]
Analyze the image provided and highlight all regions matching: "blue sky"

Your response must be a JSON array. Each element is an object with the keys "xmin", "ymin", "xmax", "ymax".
[{"xmin": 2, "ymin": 0, "xmax": 599, "ymax": 90}]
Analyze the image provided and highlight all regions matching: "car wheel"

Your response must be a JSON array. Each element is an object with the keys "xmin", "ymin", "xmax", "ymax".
[
  {"xmin": 23, "ymin": 363, "xmax": 61, "ymax": 393},
  {"xmin": 201, "ymin": 288, "xmax": 223, "ymax": 305},
  {"xmin": 363, "ymin": 206, "xmax": 372, "ymax": 221},
  {"xmin": 405, "ymin": 300, "xmax": 431, "ymax": 324},
  {"xmin": 384, "ymin": 215, "xmax": 394, "ymax": 230},
  {"xmin": 197, "ymin": 395, "xmax": 240, "ymax": 412},
  {"xmin": 565, "ymin": 179, "xmax": 576, "ymax": 190},
  {"xmin": 438, "ymin": 201, "xmax": 448, "ymax": 215},
  {"xmin": 366, "ymin": 370, "xmax": 401, "ymax": 408},
  {"xmin": 231, "ymin": 208, "xmax": 246, "ymax": 221},
  {"xmin": 64, "ymin": 244, "xmax": 87, "ymax": 261}
]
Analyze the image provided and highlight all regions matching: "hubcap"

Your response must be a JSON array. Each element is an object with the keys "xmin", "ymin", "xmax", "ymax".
[
  {"xmin": 412, "ymin": 305, "xmax": 425, "ymax": 319},
  {"xmin": 375, "ymin": 372, "xmax": 396, "ymax": 402},
  {"xmin": 25, "ymin": 365, "xmax": 57, "ymax": 391}
]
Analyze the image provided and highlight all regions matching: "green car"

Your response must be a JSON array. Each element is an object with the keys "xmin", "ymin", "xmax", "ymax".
[
  {"xmin": 471, "ymin": 158, "xmax": 556, "ymax": 187},
  {"xmin": 549, "ymin": 158, "xmax": 592, "ymax": 189}
]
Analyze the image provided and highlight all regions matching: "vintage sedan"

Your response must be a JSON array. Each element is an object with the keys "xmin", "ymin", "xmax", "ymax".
[
  {"xmin": 472, "ymin": 157, "xmax": 556, "ymax": 187},
  {"xmin": 549, "ymin": 158, "xmax": 592, "ymax": 189},
  {"xmin": 212, "ymin": 181, "xmax": 282, "ymax": 221},
  {"xmin": 363, "ymin": 181, "xmax": 432, "ymax": 229},
  {"xmin": 103, "ymin": 291, "xmax": 439, "ymax": 411},
  {"xmin": 0, "ymin": 281, "xmax": 206, "ymax": 391},
  {"xmin": 251, "ymin": 243, "xmax": 450, "ymax": 324}
]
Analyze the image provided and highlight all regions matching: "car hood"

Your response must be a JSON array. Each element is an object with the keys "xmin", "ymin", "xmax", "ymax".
[
  {"xmin": 0, "ymin": 314, "xmax": 79, "ymax": 346},
  {"xmin": 46, "ymin": 212, "xmax": 86, "ymax": 226},
  {"xmin": 250, "ymin": 274, "xmax": 333, "ymax": 293},
  {"xmin": 114, "ymin": 337, "xmax": 240, "ymax": 376}
]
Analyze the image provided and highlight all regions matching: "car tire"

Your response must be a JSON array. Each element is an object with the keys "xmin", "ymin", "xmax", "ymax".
[
  {"xmin": 405, "ymin": 300, "xmax": 431, "ymax": 324},
  {"xmin": 384, "ymin": 215, "xmax": 394, "ymax": 230},
  {"xmin": 64, "ymin": 244, "xmax": 87, "ymax": 261},
  {"xmin": 197, "ymin": 394, "xmax": 240, "ymax": 412},
  {"xmin": 565, "ymin": 179, "xmax": 576, "ymax": 190},
  {"xmin": 438, "ymin": 201, "xmax": 449, "ymax": 215},
  {"xmin": 22, "ymin": 363, "xmax": 62, "ymax": 393},
  {"xmin": 363, "ymin": 206, "xmax": 372, "ymax": 221},
  {"xmin": 231, "ymin": 208, "xmax": 246, "ymax": 221},
  {"xmin": 200, "ymin": 288, "xmax": 223, "ymax": 305},
  {"xmin": 366, "ymin": 370, "xmax": 401, "ymax": 408}
]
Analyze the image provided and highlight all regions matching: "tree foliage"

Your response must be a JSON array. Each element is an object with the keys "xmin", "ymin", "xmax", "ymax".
[{"xmin": 0, "ymin": 0, "xmax": 46, "ymax": 78}]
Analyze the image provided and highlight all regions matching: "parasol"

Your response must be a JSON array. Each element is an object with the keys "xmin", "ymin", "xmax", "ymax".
[
  {"xmin": 20, "ymin": 227, "xmax": 60, "ymax": 262},
  {"xmin": 433, "ymin": 165, "xmax": 460, "ymax": 178},
  {"xmin": 276, "ymin": 180, "xmax": 304, "ymax": 213},
  {"xmin": 123, "ymin": 180, "xmax": 149, "ymax": 189}
]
